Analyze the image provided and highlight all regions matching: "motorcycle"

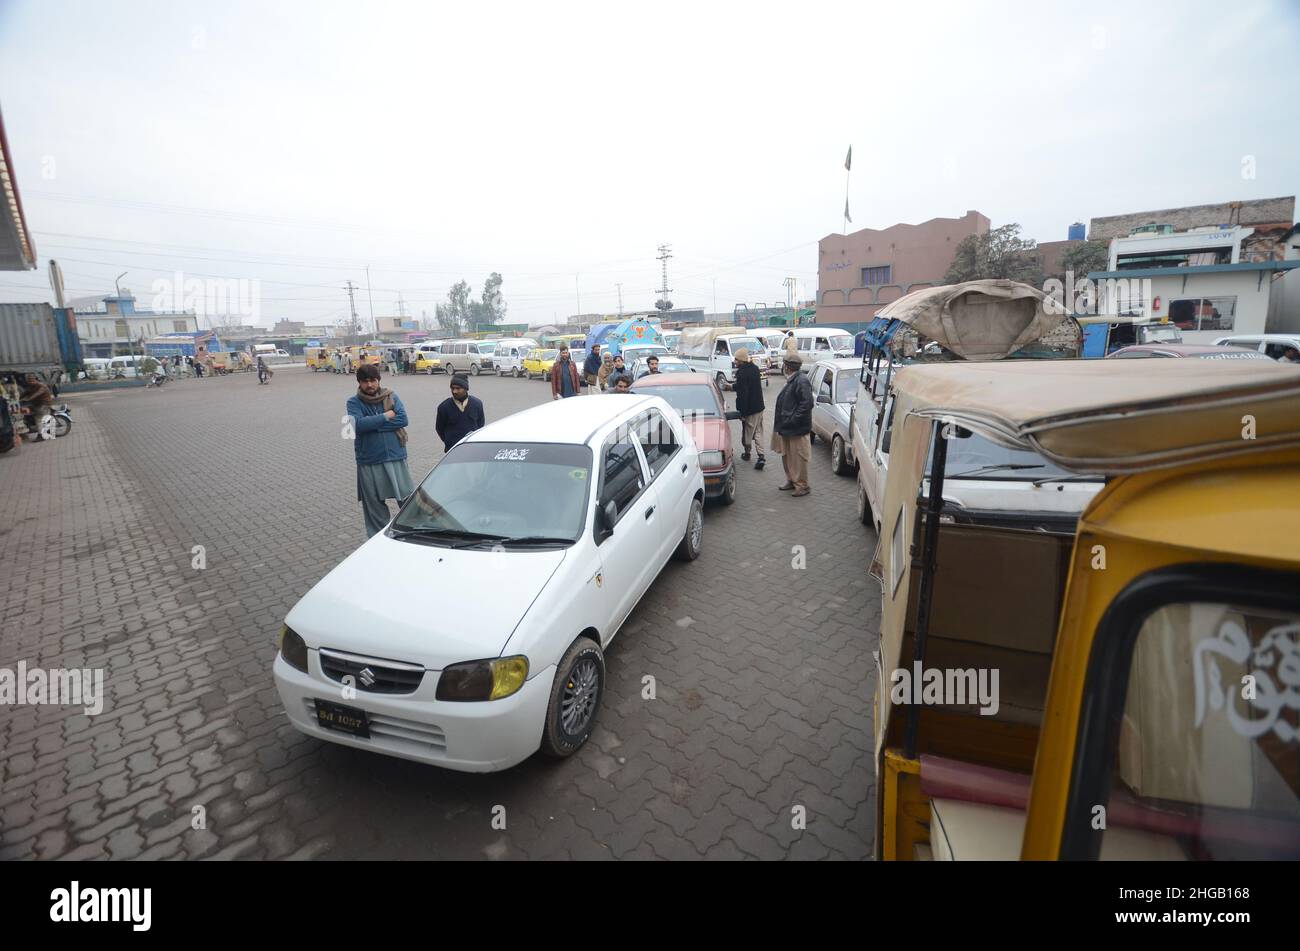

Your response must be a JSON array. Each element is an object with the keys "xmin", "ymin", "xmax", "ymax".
[
  {"xmin": 19, "ymin": 402, "xmax": 72, "ymax": 440},
  {"xmin": 146, "ymin": 370, "xmax": 169, "ymax": 388}
]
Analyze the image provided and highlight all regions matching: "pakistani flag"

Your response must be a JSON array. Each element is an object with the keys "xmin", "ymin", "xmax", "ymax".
[{"xmin": 845, "ymin": 145, "xmax": 852, "ymax": 171}]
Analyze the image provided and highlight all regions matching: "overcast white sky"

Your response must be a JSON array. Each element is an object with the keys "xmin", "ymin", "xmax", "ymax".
[{"xmin": 1, "ymin": 0, "xmax": 1297, "ymax": 329}]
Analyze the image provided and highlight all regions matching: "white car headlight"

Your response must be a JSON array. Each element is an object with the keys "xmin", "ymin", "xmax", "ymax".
[{"xmin": 699, "ymin": 450, "xmax": 725, "ymax": 469}]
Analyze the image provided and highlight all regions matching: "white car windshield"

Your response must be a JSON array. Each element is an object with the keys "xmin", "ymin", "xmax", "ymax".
[
  {"xmin": 828, "ymin": 334, "xmax": 854, "ymax": 352},
  {"xmin": 392, "ymin": 442, "xmax": 594, "ymax": 546}
]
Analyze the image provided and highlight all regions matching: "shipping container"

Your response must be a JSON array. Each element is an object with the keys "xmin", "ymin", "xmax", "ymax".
[{"xmin": 0, "ymin": 302, "xmax": 83, "ymax": 377}]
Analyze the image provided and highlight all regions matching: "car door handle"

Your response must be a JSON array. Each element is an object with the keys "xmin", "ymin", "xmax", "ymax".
[
  {"xmin": 680, "ymin": 463, "xmax": 687, "ymax": 473},
  {"xmin": 644, "ymin": 506, "xmax": 655, "ymax": 520}
]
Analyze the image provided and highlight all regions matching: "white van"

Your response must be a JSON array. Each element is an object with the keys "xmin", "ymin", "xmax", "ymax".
[
  {"xmin": 678, "ymin": 327, "xmax": 770, "ymax": 389},
  {"xmin": 494, "ymin": 339, "xmax": 539, "ymax": 377},
  {"xmin": 440, "ymin": 340, "xmax": 493, "ymax": 376},
  {"xmin": 789, "ymin": 327, "xmax": 854, "ymax": 371},
  {"xmin": 81, "ymin": 357, "xmax": 113, "ymax": 380},
  {"xmin": 107, "ymin": 355, "xmax": 157, "ymax": 379}
]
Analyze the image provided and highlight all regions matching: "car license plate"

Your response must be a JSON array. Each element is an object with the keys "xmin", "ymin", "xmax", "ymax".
[{"xmin": 315, "ymin": 699, "xmax": 370, "ymax": 738}]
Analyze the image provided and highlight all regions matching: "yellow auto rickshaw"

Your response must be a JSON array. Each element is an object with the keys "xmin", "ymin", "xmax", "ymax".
[
  {"xmin": 872, "ymin": 357, "xmax": 1300, "ymax": 861},
  {"xmin": 306, "ymin": 347, "xmax": 332, "ymax": 371}
]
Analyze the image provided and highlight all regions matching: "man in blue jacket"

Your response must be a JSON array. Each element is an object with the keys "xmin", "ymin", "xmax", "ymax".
[
  {"xmin": 347, "ymin": 363, "xmax": 415, "ymax": 537},
  {"xmin": 435, "ymin": 374, "xmax": 486, "ymax": 453}
]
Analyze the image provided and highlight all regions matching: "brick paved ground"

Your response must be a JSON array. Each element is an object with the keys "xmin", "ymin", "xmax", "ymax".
[{"xmin": 0, "ymin": 365, "xmax": 880, "ymax": 859}]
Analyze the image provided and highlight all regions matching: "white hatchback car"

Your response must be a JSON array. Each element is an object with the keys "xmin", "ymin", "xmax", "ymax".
[{"xmin": 273, "ymin": 395, "xmax": 706, "ymax": 772}]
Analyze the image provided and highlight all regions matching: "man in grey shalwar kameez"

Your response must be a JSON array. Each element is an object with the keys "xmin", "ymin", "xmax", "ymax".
[{"xmin": 347, "ymin": 363, "xmax": 415, "ymax": 537}]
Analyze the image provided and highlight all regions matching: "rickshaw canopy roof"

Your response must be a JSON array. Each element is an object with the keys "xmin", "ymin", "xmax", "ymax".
[
  {"xmin": 874, "ymin": 279, "xmax": 1080, "ymax": 361},
  {"xmin": 893, "ymin": 357, "xmax": 1300, "ymax": 473}
]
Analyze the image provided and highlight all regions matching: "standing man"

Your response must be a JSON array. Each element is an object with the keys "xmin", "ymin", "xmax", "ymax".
[
  {"xmin": 771, "ymin": 353, "xmax": 813, "ymax": 497},
  {"xmin": 551, "ymin": 344, "xmax": 581, "ymax": 400},
  {"xmin": 347, "ymin": 364, "xmax": 414, "ymax": 538},
  {"xmin": 583, "ymin": 344, "xmax": 603, "ymax": 391},
  {"xmin": 645, "ymin": 355, "xmax": 661, "ymax": 375},
  {"xmin": 783, "ymin": 330, "xmax": 799, "ymax": 362},
  {"xmin": 597, "ymin": 352, "xmax": 615, "ymax": 391},
  {"xmin": 256, "ymin": 356, "xmax": 272, "ymax": 385},
  {"xmin": 435, "ymin": 374, "xmax": 486, "ymax": 453},
  {"xmin": 606, "ymin": 354, "xmax": 631, "ymax": 390},
  {"xmin": 732, "ymin": 348, "xmax": 766, "ymax": 470}
]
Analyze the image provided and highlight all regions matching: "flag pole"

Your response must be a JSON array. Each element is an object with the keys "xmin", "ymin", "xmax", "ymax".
[{"xmin": 843, "ymin": 144, "xmax": 852, "ymax": 234}]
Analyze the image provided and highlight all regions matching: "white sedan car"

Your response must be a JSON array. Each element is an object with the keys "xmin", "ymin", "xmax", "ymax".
[{"xmin": 273, "ymin": 395, "xmax": 706, "ymax": 772}]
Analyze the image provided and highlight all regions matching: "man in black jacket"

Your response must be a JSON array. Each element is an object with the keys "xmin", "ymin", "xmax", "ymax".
[
  {"xmin": 732, "ymin": 347, "xmax": 766, "ymax": 470},
  {"xmin": 435, "ymin": 374, "xmax": 486, "ymax": 453},
  {"xmin": 771, "ymin": 354, "xmax": 813, "ymax": 496}
]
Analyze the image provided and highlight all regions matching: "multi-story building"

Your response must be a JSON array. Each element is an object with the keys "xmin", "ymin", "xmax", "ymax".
[
  {"xmin": 817, "ymin": 210, "xmax": 990, "ymax": 324},
  {"xmin": 1087, "ymin": 197, "xmax": 1300, "ymax": 342},
  {"xmin": 75, "ymin": 293, "xmax": 199, "ymax": 358}
]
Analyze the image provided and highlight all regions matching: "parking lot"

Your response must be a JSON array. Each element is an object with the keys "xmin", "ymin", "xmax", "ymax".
[{"xmin": 0, "ymin": 365, "xmax": 879, "ymax": 860}]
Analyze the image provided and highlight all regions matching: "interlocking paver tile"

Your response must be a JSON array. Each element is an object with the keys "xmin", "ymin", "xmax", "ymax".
[{"xmin": 0, "ymin": 367, "xmax": 879, "ymax": 859}]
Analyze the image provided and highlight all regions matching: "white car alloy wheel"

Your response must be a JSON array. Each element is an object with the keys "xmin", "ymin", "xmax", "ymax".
[{"xmin": 541, "ymin": 638, "xmax": 605, "ymax": 758}]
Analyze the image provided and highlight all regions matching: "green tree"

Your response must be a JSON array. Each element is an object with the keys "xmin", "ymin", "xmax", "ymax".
[
  {"xmin": 481, "ymin": 272, "xmax": 506, "ymax": 324},
  {"xmin": 1056, "ymin": 239, "xmax": 1110, "ymax": 283},
  {"xmin": 944, "ymin": 223, "xmax": 1042, "ymax": 285},
  {"xmin": 436, "ymin": 280, "xmax": 474, "ymax": 335}
]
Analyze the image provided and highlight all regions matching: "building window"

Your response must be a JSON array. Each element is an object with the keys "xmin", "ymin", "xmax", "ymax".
[
  {"xmin": 114, "ymin": 320, "xmax": 129, "ymax": 339},
  {"xmin": 862, "ymin": 265, "xmax": 892, "ymax": 286},
  {"xmin": 173, "ymin": 320, "xmax": 187, "ymax": 332},
  {"xmin": 1168, "ymin": 297, "xmax": 1236, "ymax": 332}
]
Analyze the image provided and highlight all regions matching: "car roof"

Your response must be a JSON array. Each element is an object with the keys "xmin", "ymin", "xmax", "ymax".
[
  {"xmin": 462, "ymin": 394, "xmax": 663, "ymax": 446},
  {"xmin": 812, "ymin": 357, "xmax": 863, "ymax": 370},
  {"xmin": 1109, "ymin": 344, "xmax": 1272, "ymax": 358},
  {"xmin": 630, "ymin": 372, "xmax": 712, "ymax": 388}
]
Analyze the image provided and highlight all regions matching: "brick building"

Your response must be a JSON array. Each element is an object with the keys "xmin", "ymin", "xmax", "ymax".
[{"xmin": 817, "ymin": 210, "xmax": 989, "ymax": 324}]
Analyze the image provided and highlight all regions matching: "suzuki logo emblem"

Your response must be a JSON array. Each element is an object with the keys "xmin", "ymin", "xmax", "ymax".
[{"xmin": 358, "ymin": 667, "xmax": 377, "ymax": 687}]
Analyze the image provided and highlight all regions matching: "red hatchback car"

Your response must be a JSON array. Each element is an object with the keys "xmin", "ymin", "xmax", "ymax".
[{"xmin": 631, "ymin": 373, "xmax": 741, "ymax": 504}]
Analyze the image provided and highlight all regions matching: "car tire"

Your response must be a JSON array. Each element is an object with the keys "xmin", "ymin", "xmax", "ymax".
[
  {"xmin": 674, "ymin": 496, "xmax": 704, "ymax": 561},
  {"xmin": 715, "ymin": 372, "xmax": 727, "ymax": 391},
  {"xmin": 857, "ymin": 479, "xmax": 872, "ymax": 526},
  {"xmin": 721, "ymin": 467, "xmax": 737, "ymax": 505},
  {"xmin": 540, "ymin": 637, "xmax": 605, "ymax": 759},
  {"xmin": 832, "ymin": 435, "xmax": 852, "ymax": 476},
  {"xmin": 516, "ymin": 367, "xmax": 524, "ymax": 378},
  {"xmin": 470, "ymin": 364, "xmax": 480, "ymax": 376}
]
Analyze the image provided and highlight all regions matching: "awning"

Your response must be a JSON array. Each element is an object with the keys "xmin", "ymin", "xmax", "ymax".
[
  {"xmin": 894, "ymin": 358, "xmax": 1300, "ymax": 473},
  {"xmin": 0, "ymin": 104, "xmax": 37, "ymax": 270}
]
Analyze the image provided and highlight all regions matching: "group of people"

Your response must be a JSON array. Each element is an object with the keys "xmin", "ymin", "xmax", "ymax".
[
  {"xmin": 549, "ymin": 342, "xmax": 666, "ymax": 398},
  {"xmin": 346, "ymin": 364, "xmax": 486, "ymax": 537},
  {"xmin": 732, "ymin": 345, "xmax": 814, "ymax": 496}
]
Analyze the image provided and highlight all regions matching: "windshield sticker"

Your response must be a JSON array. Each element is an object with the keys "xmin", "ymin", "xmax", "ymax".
[
  {"xmin": 494, "ymin": 448, "xmax": 530, "ymax": 461},
  {"xmin": 570, "ymin": 469, "xmax": 587, "ymax": 480},
  {"xmin": 1193, "ymin": 617, "xmax": 1299, "ymax": 743}
]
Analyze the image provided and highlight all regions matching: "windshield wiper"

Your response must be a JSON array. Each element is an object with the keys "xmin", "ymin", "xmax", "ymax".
[
  {"xmin": 1030, "ymin": 473, "xmax": 1104, "ymax": 487},
  {"xmin": 389, "ymin": 527, "xmax": 508, "ymax": 548},
  {"xmin": 945, "ymin": 463, "xmax": 1044, "ymax": 478},
  {"xmin": 500, "ymin": 535, "xmax": 576, "ymax": 547}
]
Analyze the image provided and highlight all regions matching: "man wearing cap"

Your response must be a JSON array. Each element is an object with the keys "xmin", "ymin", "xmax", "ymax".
[
  {"xmin": 771, "ymin": 353, "xmax": 813, "ymax": 497},
  {"xmin": 435, "ymin": 374, "xmax": 486, "ymax": 453},
  {"xmin": 551, "ymin": 344, "xmax": 581, "ymax": 399},
  {"xmin": 732, "ymin": 348, "xmax": 766, "ymax": 470}
]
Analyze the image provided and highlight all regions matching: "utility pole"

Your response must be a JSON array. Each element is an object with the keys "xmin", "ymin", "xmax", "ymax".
[
  {"xmin": 655, "ymin": 244, "xmax": 673, "ymax": 315},
  {"xmin": 616, "ymin": 283, "xmax": 624, "ymax": 316},
  {"xmin": 712, "ymin": 278, "xmax": 717, "ymax": 318},
  {"xmin": 575, "ymin": 274, "xmax": 581, "ymax": 318},
  {"xmin": 345, "ymin": 280, "xmax": 360, "ymax": 341},
  {"xmin": 366, "ymin": 265, "xmax": 375, "ymax": 334},
  {"xmin": 783, "ymin": 276, "xmax": 797, "ymax": 318}
]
